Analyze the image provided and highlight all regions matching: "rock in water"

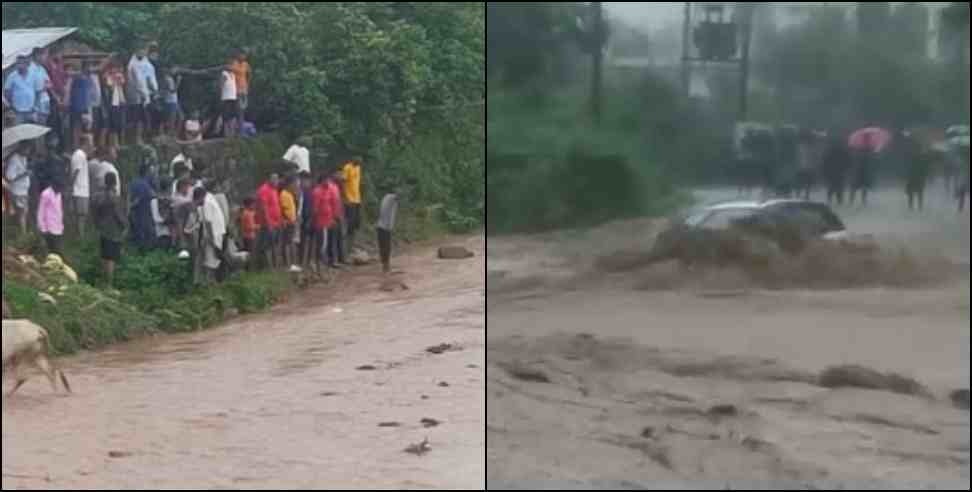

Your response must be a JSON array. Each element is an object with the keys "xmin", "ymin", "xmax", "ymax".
[
  {"xmin": 437, "ymin": 246, "xmax": 474, "ymax": 260},
  {"xmin": 951, "ymin": 389, "xmax": 970, "ymax": 410}
]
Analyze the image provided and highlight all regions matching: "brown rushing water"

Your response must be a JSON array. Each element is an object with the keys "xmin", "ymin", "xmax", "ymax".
[
  {"xmin": 3, "ymin": 237, "xmax": 486, "ymax": 490},
  {"xmin": 487, "ymin": 188, "xmax": 969, "ymax": 490}
]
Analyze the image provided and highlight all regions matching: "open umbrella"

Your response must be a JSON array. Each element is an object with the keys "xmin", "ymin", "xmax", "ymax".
[
  {"xmin": 2, "ymin": 124, "xmax": 51, "ymax": 159},
  {"xmin": 848, "ymin": 127, "xmax": 892, "ymax": 154}
]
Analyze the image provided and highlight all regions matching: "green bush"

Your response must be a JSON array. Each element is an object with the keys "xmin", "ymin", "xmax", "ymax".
[{"xmin": 486, "ymin": 85, "xmax": 687, "ymax": 234}]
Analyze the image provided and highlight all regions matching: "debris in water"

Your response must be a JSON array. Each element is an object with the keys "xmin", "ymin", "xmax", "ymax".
[
  {"xmin": 332, "ymin": 307, "xmax": 344, "ymax": 314},
  {"xmin": 320, "ymin": 391, "xmax": 339, "ymax": 397},
  {"xmin": 502, "ymin": 363, "xmax": 551, "ymax": 384},
  {"xmin": 426, "ymin": 343, "xmax": 462, "ymax": 354},
  {"xmin": 404, "ymin": 438, "xmax": 431, "ymax": 456},
  {"xmin": 421, "ymin": 395, "xmax": 430, "ymax": 400},
  {"xmin": 356, "ymin": 365, "xmax": 378, "ymax": 371},
  {"xmin": 420, "ymin": 418, "xmax": 441, "ymax": 428},
  {"xmin": 708, "ymin": 404, "xmax": 740, "ymax": 418},
  {"xmin": 640, "ymin": 427, "xmax": 656, "ymax": 439},
  {"xmin": 378, "ymin": 422, "xmax": 402, "ymax": 428},
  {"xmin": 437, "ymin": 381, "xmax": 450, "ymax": 387},
  {"xmin": 108, "ymin": 451, "xmax": 133, "ymax": 459},
  {"xmin": 818, "ymin": 365, "xmax": 929, "ymax": 397}
]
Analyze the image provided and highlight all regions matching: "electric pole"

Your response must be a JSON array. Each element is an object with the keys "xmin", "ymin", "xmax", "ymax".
[
  {"xmin": 682, "ymin": 2, "xmax": 692, "ymax": 97},
  {"xmin": 591, "ymin": 1, "xmax": 604, "ymax": 125}
]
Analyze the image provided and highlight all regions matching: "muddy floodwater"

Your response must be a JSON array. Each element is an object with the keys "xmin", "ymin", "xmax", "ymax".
[
  {"xmin": 487, "ymin": 188, "xmax": 970, "ymax": 490},
  {"xmin": 3, "ymin": 237, "xmax": 485, "ymax": 490}
]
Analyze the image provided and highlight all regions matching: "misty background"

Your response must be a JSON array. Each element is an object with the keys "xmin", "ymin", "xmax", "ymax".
[{"xmin": 487, "ymin": 2, "xmax": 970, "ymax": 234}]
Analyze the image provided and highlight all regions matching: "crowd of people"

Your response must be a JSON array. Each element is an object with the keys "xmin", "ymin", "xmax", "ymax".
[
  {"xmin": 3, "ymin": 42, "xmax": 255, "ymax": 150},
  {"xmin": 734, "ymin": 125, "xmax": 971, "ymax": 212},
  {"xmin": 4, "ymin": 132, "xmax": 402, "ymax": 288}
]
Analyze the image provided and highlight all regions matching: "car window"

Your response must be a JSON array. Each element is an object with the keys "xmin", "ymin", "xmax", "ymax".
[
  {"xmin": 699, "ymin": 209, "xmax": 756, "ymax": 229},
  {"xmin": 773, "ymin": 204, "xmax": 844, "ymax": 235}
]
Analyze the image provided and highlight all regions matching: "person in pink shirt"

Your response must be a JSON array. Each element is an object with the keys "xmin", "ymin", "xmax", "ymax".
[
  {"xmin": 325, "ymin": 170, "xmax": 346, "ymax": 267},
  {"xmin": 256, "ymin": 173, "xmax": 282, "ymax": 269},
  {"xmin": 37, "ymin": 176, "xmax": 65, "ymax": 257}
]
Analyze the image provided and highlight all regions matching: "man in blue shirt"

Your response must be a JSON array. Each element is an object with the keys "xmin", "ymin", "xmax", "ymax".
[{"xmin": 4, "ymin": 56, "xmax": 38, "ymax": 124}]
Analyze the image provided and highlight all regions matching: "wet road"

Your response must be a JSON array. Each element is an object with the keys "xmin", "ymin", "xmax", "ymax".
[{"xmin": 3, "ymin": 237, "xmax": 486, "ymax": 490}]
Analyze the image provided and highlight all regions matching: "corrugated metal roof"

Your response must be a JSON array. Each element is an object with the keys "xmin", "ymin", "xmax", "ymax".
[{"xmin": 2, "ymin": 27, "xmax": 77, "ymax": 71}]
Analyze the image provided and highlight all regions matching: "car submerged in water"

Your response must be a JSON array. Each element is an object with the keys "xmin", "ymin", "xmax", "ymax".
[{"xmin": 648, "ymin": 199, "xmax": 877, "ymax": 269}]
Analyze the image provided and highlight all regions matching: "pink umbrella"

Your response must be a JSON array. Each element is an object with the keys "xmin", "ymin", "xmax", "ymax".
[{"xmin": 848, "ymin": 127, "xmax": 893, "ymax": 153}]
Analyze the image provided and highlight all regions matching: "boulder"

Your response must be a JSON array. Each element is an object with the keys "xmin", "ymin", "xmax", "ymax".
[
  {"xmin": 350, "ymin": 249, "xmax": 374, "ymax": 266},
  {"xmin": 437, "ymin": 246, "xmax": 474, "ymax": 260}
]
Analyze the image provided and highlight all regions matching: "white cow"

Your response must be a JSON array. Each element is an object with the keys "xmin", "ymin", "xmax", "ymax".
[{"xmin": 2, "ymin": 319, "xmax": 72, "ymax": 396}]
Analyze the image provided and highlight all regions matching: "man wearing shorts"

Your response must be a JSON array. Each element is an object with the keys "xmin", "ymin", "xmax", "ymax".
[
  {"xmin": 256, "ymin": 173, "xmax": 282, "ymax": 269},
  {"xmin": 3, "ymin": 142, "xmax": 32, "ymax": 237},
  {"xmin": 93, "ymin": 173, "xmax": 126, "ymax": 288}
]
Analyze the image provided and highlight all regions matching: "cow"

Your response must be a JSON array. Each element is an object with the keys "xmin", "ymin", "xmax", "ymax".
[{"xmin": 2, "ymin": 319, "xmax": 72, "ymax": 397}]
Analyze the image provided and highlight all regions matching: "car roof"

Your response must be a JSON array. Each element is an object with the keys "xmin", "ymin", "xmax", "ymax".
[{"xmin": 700, "ymin": 199, "xmax": 815, "ymax": 212}]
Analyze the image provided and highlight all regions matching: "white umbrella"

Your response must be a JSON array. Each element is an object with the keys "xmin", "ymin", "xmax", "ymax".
[{"xmin": 2, "ymin": 124, "xmax": 51, "ymax": 153}]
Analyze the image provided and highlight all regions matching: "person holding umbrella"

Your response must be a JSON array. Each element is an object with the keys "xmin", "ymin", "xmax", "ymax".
[
  {"xmin": 848, "ymin": 127, "xmax": 892, "ymax": 208},
  {"xmin": 4, "ymin": 124, "xmax": 52, "ymax": 237}
]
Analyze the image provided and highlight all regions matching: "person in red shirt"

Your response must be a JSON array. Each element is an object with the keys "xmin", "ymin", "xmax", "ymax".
[
  {"xmin": 256, "ymin": 173, "xmax": 282, "ymax": 269},
  {"xmin": 325, "ymin": 171, "xmax": 346, "ymax": 267},
  {"xmin": 310, "ymin": 174, "xmax": 335, "ymax": 276}
]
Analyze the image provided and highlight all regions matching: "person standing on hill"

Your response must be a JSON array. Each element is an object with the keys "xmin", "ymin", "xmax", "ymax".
[
  {"xmin": 279, "ymin": 175, "xmax": 301, "ymax": 272},
  {"xmin": 129, "ymin": 164, "xmax": 157, "ymax": 251},
  {"xmin": 219, "ymin": 55, "xmax": 239, "ymax": 138},
  {"xmin": 377, "ymin": 190, "xmax": 400, "ymax": 275},
  {"xmin": 230, "ymin": 49, "xmax": 252, "ymax": 119},
  {"xmin": 256, "ymin": 173, "xmax": 282, "ymax": 269},
  {"xmin": 69, "ymin": 135, "xmax": 93, "ymax": 239},
  {"xmin": 310, "ymin": 174, "xmax": 335, "ymax": 277},
  {"xmin": 342, "ymin": 155, "xmax": 364, "ymax": 257},
  {"xmin": 283, "ymin": 137, "xmax": 311, "ymax": 175},
  {"xmin": 93, "ymin": 172, "xmax": 127, "ymax": 288},
  {"xmin": 37, "ymin": 176, "xmax": 65, "ymax": 257},
  {"xmin": 325, "ymin": 170, "xmax": 346, "ymax": 268},
  {"xmin": 3, "ymin": 141, "xmax": 32, "ymax": 237},
  {"xmin": 127, "ymin": 46, "xmax": 158, "ymax": 145}
]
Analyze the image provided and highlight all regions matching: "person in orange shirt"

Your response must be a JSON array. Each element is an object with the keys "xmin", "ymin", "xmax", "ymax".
[
  {"xmin": 231, "ymin": 49, "xmax": 252, "ymax": 118},
  {"xmin": 239, "ymin": 197, "xmax": 259, "ymax": 254}
]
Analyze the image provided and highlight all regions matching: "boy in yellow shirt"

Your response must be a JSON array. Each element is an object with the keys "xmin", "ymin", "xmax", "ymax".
[
  {"xmin": 279, "ymin": 176, "xmax": 300, "ymax": 272},
  {"xmin": 342, "ymin": 156, "xmax": 363, "ymax": 255}
]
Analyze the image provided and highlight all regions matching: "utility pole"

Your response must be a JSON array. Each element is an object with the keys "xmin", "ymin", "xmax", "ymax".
[
  {"xmin": 738, "ymin": 3, "xmax": 755, "ymax": 121},
  {"xmin": 591, "ymin": 1, "xmax": 604, "ymax": 125},
  {"xmin": 681, "ymin": 2, "xmax": 692, "ymax": 98}
]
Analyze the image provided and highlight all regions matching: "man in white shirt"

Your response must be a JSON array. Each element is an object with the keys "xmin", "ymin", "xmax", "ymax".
[
  {"xmin": 220, "ymin": 56, "xmax": 239, "ymax": 138},
  {"xmin": 89, "ymin": 146, "xmax": 121, "ymax": 198},
  {"xmin": 282, "ymin": 137, "xmax": 312, "ymax": 175},
  {"xmin": 127, "ymin": 47, "xmax": 158, "ymax": 144},
  {"xmin": 70, "ymin": 135, "xmax": 94, "ymax": 239},
  {"xmin": 192, "ymin": 187, "xmax": 227, "ymax": 283}
]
